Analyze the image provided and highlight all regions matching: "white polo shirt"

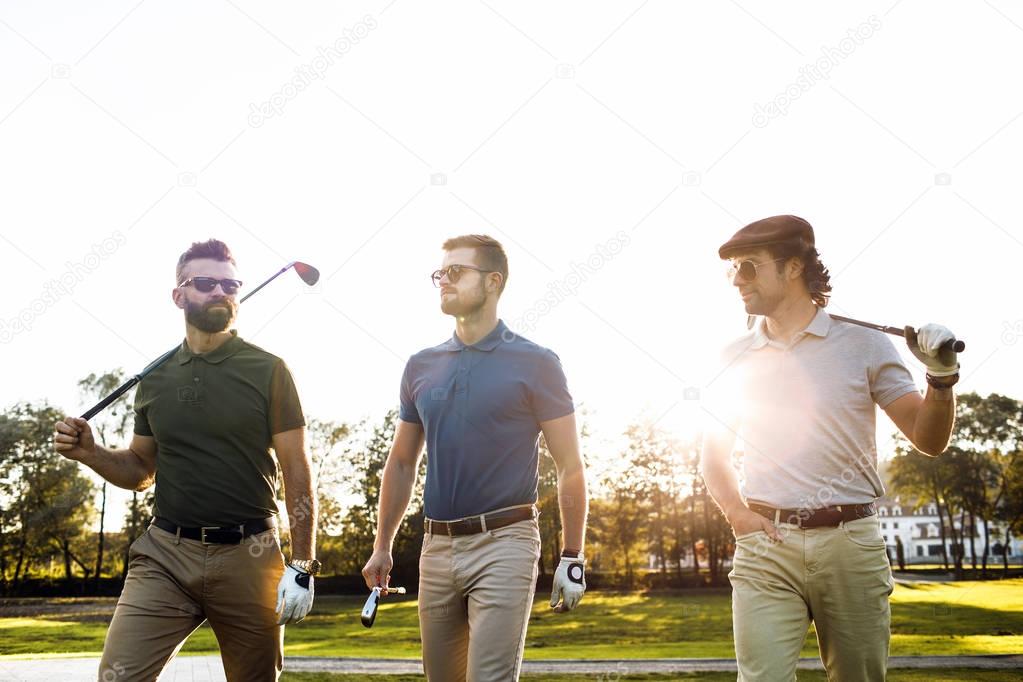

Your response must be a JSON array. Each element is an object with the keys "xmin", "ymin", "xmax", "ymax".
[{"xmin": 706, "ymin": 307, "xmax": 918, "ymax": 509}]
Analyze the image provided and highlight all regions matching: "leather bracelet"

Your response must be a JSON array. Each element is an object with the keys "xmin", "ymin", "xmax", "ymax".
[
  {"xmin": 561, "ymin": 549, "xmax": 582, "ymax": 559},
  {"xmin": 926, "ymin": 372, "xmax": 959, "ymax": 389}
]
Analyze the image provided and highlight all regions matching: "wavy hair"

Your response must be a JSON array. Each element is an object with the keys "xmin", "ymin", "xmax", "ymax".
[{"xmin": 767, "ymin": 239, "xmax": 832, "ymax": 307}]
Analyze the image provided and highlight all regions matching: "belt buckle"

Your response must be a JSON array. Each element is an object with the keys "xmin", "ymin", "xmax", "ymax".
[
  {"xmin": 200, "ymin": 526, "xmax": 219, "ymax": 545},
  {"xmin": 789, "ymin": 510, "xmax": 806, "ymax": 528}
]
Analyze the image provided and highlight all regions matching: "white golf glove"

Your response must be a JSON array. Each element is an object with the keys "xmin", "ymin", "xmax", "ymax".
[
  {"xmin": 550, "ymin": 554, "xmax": 586, "ymax": 612},
  {"xmin": 905, "ymin": 323, "xmax": 959, "ymax": 376},
  {"xmin": 276, "ymin": 564, "xmax": 314, "ymax": 624}
]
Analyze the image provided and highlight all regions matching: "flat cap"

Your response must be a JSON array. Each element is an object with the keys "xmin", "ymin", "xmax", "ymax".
[{"xmin": 718, "ymin": 215, "xmax": 814, "ymax": 259}]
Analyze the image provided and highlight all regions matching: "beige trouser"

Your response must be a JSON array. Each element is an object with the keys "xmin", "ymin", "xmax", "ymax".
[
  {"xmin": 98, "ymin": 522, "xmax": 285, "ymax": 682},
  {"xmin": 418, "ymin": 517, "xmax": 541, "ymax": 682},
  {"xmin": 729, "ymin": 515, "xmax": 895, "ymax": 682}
]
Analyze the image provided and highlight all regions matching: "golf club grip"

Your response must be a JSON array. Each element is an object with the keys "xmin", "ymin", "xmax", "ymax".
[
  {"xmin": 79, "ymin": 346, "xmax": 180, "ymax": 420},
  {"xmin": 80, "ymin": 377, "xmax": 140, "ymax": 420},
  {"xmin": 903, "ymin": 327, "xmax": 966, "ymax": 353}
]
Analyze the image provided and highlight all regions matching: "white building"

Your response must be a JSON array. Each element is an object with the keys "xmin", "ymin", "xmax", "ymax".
[{"xmin": 875, "ymin": 496, "xmax": 1023, "ymax": 565}]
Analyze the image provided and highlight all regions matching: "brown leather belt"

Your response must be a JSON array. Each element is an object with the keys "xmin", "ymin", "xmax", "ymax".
[
  {"xmin": 425, "ymin": 506, "xmax": 536, "ymax": 536},
  {"xmin": 748, "ymin": 502, "xmax": 876, "ymax": 529},
  {"xmin": 153, "ymin": 516, "xmax": 275, "ymax": 544}
]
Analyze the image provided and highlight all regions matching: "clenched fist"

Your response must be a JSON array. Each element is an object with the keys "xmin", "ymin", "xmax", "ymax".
[{"xmin": 54, "ymin": 417, "xmax": 96, "ymax": 462}]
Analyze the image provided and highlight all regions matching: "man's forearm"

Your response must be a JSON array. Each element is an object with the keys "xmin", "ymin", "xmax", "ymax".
[
  {"xmin": 701, "ymin": 453, "xmax": 746, "ymax": 521},
  {"xmin": 78, "ymin": 446, "xmax": 152, "ymax": 491},
  {"xmin": 557, "ymin": 465, "xmax": 587, "ymax": 553},
  {"xmin": 285, "ymin": 471, "xmax": 316, "ymax": 560},
  {"xmin": 912, "ymin": 386, "xmax": 956, "ymax": 455},
  {"xmin": 375, "ymin": 458, "xmax": 417, "ymax": 551}
]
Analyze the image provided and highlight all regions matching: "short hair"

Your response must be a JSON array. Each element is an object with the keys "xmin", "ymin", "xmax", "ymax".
[
  {"xmin": 176, "ymin": 239, "xmax": 236, "ymax": 284},
  {"xmin": 441, "ymin": 234, "xmax": 508, "ymax": 294},
  {"xmin": 766, "ymin": 239, "xmax": 833, "ymax": 307}
]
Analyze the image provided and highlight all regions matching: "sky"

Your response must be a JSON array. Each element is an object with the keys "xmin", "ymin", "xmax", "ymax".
[{"xmin": 2, "ymin": 1, "xmax": 1022, "ymax": 530}]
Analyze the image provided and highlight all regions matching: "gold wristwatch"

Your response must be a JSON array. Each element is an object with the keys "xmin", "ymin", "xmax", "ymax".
[{"xmin": 289, "ymin": 558, "xmax": 322, "ymax": 576}]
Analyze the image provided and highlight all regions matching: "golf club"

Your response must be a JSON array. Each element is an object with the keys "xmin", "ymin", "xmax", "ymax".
[
  {"xmin": 361, "ymin": 586, "xmax": 407, "ymax": 628},
  {"xmin": 747, "ymin": 313, "xmax": 965, "ymax": 353},
  {"xmin": 79, "ymin": 261, "xmax": 320, "ymax": 420},
  {"xmin": 828, "ymin": 313, "xmax": 965, "ymax": 353}
]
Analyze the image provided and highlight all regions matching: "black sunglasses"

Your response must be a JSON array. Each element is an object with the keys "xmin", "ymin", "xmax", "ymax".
[
  {"xmin": 178, "ymin": 277, "xmax": 243, "ymax": 295},
  {"xmin": 726, "ymin": 257, "xmax": 787, "ymax": 281},
  {"xmin": 431, "ymin": 264, "xmax": 495, "ymax": 287}
]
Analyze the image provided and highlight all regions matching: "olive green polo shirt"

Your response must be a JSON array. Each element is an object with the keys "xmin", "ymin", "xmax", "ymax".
[{"xmin": 133, "ymin": 330, "xmax": 305, "ymax": 527}]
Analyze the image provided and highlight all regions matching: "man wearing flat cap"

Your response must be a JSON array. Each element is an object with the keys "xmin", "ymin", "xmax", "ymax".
[{"xmin": 700, "ymin": 215, "xmax": 960, "ymax": 680}]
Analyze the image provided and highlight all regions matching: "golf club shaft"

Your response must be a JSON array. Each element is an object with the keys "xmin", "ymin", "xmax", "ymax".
[
  {"xmin": 80, "ymin": 347, "xmax": 179, "ymax": 420},
  {"xmin": 79, "ymin": 261, "xmax": 315, "ymax": 421},
  {"xmin": 239, "ymin": 263, "xmax": 292, "ymax": 304},
  {"xmin": 829, "ymin": 314, "xmax": 966, "ymax": 353}
]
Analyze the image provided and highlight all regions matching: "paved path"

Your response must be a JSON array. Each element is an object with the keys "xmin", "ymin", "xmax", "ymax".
[{"xmin": 1, "ymin": 654, "xmax": 1021, "ymax": 679}]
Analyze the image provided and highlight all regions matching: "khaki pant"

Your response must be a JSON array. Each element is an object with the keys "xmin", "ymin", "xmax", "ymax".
[
  {"xmin": 729, "ymin": 515, "xmax": 895, "ymax": 682},
  {"xmin": 418, "ymin": 518, "xmax": 541, "ymax": 681},
  {"xmin": 98, "ymin": 522, "xmax": 285, "ymax": 682}
]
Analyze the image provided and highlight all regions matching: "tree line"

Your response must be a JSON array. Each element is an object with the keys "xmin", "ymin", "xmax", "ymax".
[
  {"xmin": 889, "ymin": 392, "xmax": 1023, "ymax": 580},
  {"xmin": 2, "ymin": 369, "xmax": 1020, "ymax": 594}
]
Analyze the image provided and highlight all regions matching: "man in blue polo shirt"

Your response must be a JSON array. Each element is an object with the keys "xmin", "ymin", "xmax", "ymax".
[{"xmin": 362, "ymin": 234, "xmax": 588, "ymax": 681}]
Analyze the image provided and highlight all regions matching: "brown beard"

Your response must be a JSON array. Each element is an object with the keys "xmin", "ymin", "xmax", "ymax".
[
  {"xmin": 440, "ymin": 279, "xmax": 487, "ymax": 317},
  {"xmin": 185, "ymin": 297, "xmax": 237, "ymax": 333}
]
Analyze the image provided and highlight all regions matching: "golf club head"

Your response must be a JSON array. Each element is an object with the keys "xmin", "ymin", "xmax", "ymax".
[
  {"xmin": 361, "ymin": 587, "xmax": 381, "ymax": 628},
  {"xmin": 292, "ymin": 261, "xmax": 320, "ymax": 286}
]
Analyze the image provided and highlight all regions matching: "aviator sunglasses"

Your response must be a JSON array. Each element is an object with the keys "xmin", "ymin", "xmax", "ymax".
[{"xmin": 726, "ymin": 257, "xmax": 788, "ymax": 281}]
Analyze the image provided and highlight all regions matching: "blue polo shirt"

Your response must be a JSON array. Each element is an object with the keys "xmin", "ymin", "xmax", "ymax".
[{"xmin": 399, "ymin": 320, "xmax": 575, "ymax": 520}]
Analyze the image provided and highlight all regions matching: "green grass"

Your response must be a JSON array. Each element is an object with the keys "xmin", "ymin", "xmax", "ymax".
[
  {"xmin": 279, "ymin": 673, "xmax": 1023, "ymax": 682},
  {"xmin": 2, "ymin": 580, "xmax": 1022, "ymax": 659}
]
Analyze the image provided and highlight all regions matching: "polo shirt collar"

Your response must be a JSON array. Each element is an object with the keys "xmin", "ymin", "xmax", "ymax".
[
  {"xmin": 177, "ymin": 329, "xmax": 244, "ymax": 364},
  {"xmin": 442, "ymin": 319, "xmax": 508, "ymax": 352},
  {"xmin": 750, "ymin": 307, "xmax": 831, "ymax": 350}
]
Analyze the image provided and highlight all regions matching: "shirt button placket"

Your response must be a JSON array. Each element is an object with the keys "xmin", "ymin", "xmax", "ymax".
[
  {"xmin": 192, "ymin": 362, "xmax": 202, "ymax": 404},
  {"xmin": 455, "ymin": 350, "xmax": 469, "ymax": 416}
]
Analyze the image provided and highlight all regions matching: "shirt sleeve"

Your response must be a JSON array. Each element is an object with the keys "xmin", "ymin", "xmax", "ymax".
[
  {"xmin": 869, "ymin": 333, "xmax": 919, "ymax": 408},
  {"xmin": 530, "ymin": 349, "xmax": 575, "ymax": 422},
  {"xmin": 132, "ymin": 382, "xmax": 153, "ymax": 437},
  {"xmin": 269, "ymin": 359, "xmax": 307, "ymax": 435},
  {"xmin": 399, "ymin": 359, "xmax": 422, "ymax": 424}
]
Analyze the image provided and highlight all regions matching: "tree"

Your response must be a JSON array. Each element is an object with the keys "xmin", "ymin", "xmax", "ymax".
[
  {"xmin": 536, "ymin": 436, "xmax": 562, "ymax": 578},
  {"xmin": 302, "ymin": 417, "xmax": 354, "ymax": 575},
  {"xmin": 621, "ymin": 421, "xmax": 696, "ymax": 584},
  {"xmin": 955, "ymin": 393, "xmax": 1022, "ymax": 579},
  {"xmin": 0, "ymin": 403, "xmax": 97, "ymax": 591},
  {"xmin": 998, "ymin": 454, "xmax": 1023, "ymax": 576},
  {"xmin": 890, "ymin": 392, "xmax": 1023, "ymax": 580},
  {"xmin": 588, "ymin": 427, "xmax": 649, "ymax": 587},
  {"xmin": 889, "ymin": 447, "xmax": 957, "ymax": 574},
  {"xmin": 536, "ymin": 411, "xmax": 592, "ymax": 578},
  {"xmin": 77, "ymin": 370, "xmax": 134, "ymax": 585},
  {"xmin": 334, "ymin": 410, "xmax": 427, "ymax": 582}
]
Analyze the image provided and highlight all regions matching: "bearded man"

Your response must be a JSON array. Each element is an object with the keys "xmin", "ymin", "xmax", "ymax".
[
  {"xmin": 361, "ymin": 234, "xmax": 589, "ymax": 681},
  {"xmin": 54, "ymin": 239, "xmax": 318, "ymax": 681}
]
